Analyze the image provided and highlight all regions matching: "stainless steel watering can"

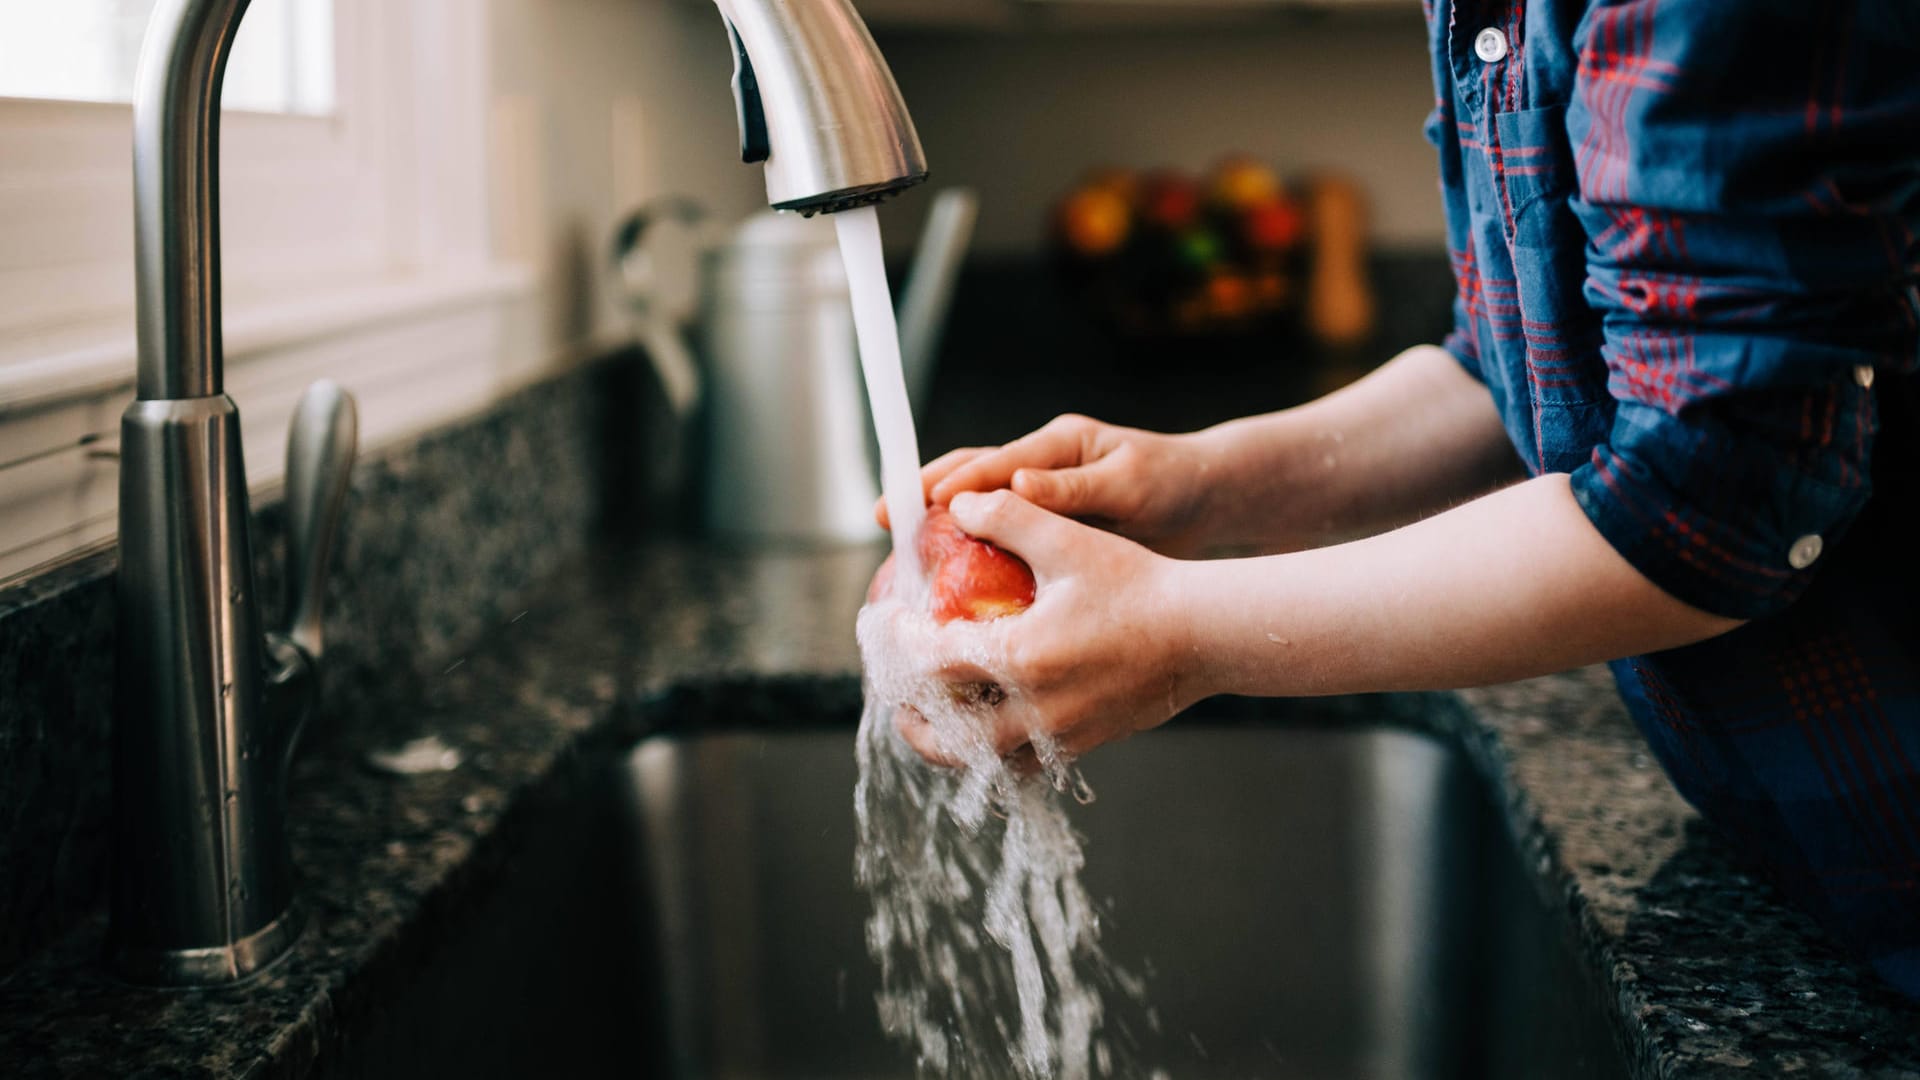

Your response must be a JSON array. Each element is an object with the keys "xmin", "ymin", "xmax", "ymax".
[{"xmin": 616, "ymin": 189, "xmax": 977, "ymax": 542}]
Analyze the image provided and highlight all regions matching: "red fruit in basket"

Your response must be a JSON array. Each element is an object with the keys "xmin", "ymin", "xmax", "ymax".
[
  {"xmin": 1243, "ymin": 197, "xmax": 1305, "ymax": 252},
  {"xmin": 867, "ymin": 507, "xmax": 1037, "ymax": 623},
  {"xmin": 1141, "ymin": 172, "xmax": 1202, "ymax": 230},
  {"xmin": 1056, "ymin": 186, "xmax": 1132, "ymax": 257}
]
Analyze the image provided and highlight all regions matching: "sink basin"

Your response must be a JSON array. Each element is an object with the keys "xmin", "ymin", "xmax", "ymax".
[{"xmin": 318, "ymin": 684, "xmax": 1628, "ymax": 1080}]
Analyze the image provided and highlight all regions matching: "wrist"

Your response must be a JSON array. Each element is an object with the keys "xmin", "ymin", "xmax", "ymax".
[
  {"xmin": 1167, "ymin": 551, "xmax": 1329, "ymax": 701},
  {"xmin": 1148, "ymin": 554, "xmax": 1221, "ymax": 712},
  {"xmin": 1189, "ymin": 413, "xmax": 1323, "ymax": 552},
  {"xmin": 1182, "ymin": 423, "xmax": 1273, "ymax": 543}
]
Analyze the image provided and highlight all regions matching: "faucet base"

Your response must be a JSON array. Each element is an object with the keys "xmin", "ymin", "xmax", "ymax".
[{"xmin": 108, "ymin": 904, "xmax": 304, "ymax": 988}]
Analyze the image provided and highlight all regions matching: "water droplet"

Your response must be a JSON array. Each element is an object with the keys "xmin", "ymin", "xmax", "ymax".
[{"xmin": 1068, "ymin": 769, "xmax": 1097, "ymax": 806}]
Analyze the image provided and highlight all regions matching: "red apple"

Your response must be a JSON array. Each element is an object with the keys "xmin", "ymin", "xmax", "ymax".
[
  {"xmin": 1140, "ymin": 171, "xmax": 1202, "ymax": 231},
  {"xmin": 867, "ymin": 506, "xmax": 1037, "ymax": 623},
  {"xmin": 1242, "ymin": 196, "xmax": 1305, "ymax": 252}
]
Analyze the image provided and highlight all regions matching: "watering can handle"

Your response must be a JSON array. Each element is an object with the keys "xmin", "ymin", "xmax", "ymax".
[
  {"xmin": 896, "ymin": 188, "xmax": 978, "ymax": 424},
  {"xmin": 612, "ymin": 198, "xmax": 710, "ymax": 418}
]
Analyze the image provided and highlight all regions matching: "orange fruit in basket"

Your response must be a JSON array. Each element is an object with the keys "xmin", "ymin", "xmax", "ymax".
[
  {"xmin": 1211, "ymin": 156, "xmax": 1283, "ymax": 210},
  {"xmin": 1254, "ymin": 270, "xmax": 1292, "ymax": 308},
  {"xmin": 1082, "ymin": 166, "xmax": 1141, "ymax": 203},
  {"xmin": 1207, "ymin": 273, "xmax": 1256, "ymax": 319},
  {"xmin": 1056, "ymin": 186, "xmax": 1132, "ymax": 257}
]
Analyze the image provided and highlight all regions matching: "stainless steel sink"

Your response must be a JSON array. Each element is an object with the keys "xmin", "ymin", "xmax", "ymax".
[{"xmin": 319, "ymin": 686, "xmax": 1628, "ymax": 1080}]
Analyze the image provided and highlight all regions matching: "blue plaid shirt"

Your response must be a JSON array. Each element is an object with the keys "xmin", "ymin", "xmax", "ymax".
[{"xmin": 1425, "ymin": 0, "xmax": 1920, "ymax": 995}]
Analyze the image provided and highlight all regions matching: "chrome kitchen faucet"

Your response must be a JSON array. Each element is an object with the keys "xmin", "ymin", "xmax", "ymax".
[
  {"xmin": 109, "ymin": 0, "xmax": 359, "ymax": 987},
  {"xmin": 111, "ymin": 0, "xmax": 927, "ymax": 985}
]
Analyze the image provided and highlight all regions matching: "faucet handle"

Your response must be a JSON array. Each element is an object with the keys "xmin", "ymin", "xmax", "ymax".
[
  {"xmin": 724, "ymin": 20, "xmax": 771, "ymax": 165},
  {"xmin": 282, "ymin": 379, "xmax": 358, "ymax": 661}
]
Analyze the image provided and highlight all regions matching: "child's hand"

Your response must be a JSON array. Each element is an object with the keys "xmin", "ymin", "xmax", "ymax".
[
  {"xmin": 893, "ymin": 490, "xmax": 1211, "ymax": 766},
  {"xmin": 879, "ymin": 414, "xmax": 1222, "ymax": 557}
]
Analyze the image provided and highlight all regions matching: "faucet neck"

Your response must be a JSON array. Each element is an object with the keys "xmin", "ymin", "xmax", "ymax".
[{"xmin": 133, "ymin": 0, "xmax": 251, "ymax": 401}]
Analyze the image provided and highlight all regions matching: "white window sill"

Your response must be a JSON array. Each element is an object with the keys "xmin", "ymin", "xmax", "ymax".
[
  {"xmin": 0, "ymin": 262, "xmax": 561, "ymax": 586},
  {"xmin": 0, "ymin": 263, "xmax": 537, "ymax": 416}
]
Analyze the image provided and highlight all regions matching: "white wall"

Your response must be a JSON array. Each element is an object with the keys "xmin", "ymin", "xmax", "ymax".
[
  {"xmin": 487, "ymin": 0, "xmax": 764, "ymax": 351},
  {"xmin": 479, "ymin": 3, "xmax": 1444, "ymax": 299},
  {"xmin": 872, "ymin": 15, "xmax": 1444, "ymax": 258}
]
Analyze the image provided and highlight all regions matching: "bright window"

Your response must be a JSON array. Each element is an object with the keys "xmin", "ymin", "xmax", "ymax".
[
  {"xmin": 0, "ymin": 0, "xmax": 335, "ymax": 115},
  {"xmin": 0, "ymin": 0, "xmax": 524, "ymax": 585}
]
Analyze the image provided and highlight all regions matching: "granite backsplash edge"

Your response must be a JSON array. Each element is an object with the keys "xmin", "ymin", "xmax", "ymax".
[{"xmin": 0, "ymin": 350, "xmax": 657, "ymax": 975}]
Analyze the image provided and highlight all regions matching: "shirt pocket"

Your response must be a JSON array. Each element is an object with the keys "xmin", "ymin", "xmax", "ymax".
[{"xmin": 1495, "ymin": 104, "xmax": 1612, "ymax": 473}]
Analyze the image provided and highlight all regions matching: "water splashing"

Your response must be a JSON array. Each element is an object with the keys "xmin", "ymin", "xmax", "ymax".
[
  {"xmin": 838, "ymin": 203, "xmax": 1149, "ymax": 1077},
  {"xmin": 854, "ymin": 601, "xmax": 1149, "ymax": 1079}
]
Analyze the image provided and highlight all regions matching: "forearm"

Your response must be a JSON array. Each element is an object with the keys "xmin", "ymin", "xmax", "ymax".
[
  {"xmin": 1193, "ymin": 344, "xmax": 1524, "ymax": 553},
  {"xmin": 1173, "ymin": 474, "xmax": 1743, "ymax": 699}
]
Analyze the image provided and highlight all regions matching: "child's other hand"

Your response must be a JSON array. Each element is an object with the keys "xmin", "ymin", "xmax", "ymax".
[
  {"xmin": 878, "ymin": 414, "xmax": 1221, "ymax": 557},
  {"xmin": 893, "ymin": 490, "xmax": 1210, "ymax": 766}
]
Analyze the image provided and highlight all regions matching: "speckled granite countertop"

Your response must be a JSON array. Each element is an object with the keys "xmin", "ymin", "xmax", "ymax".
[{"xmin": 1, "ymin": 541, "xmax": 1916, "ymax": 1078}]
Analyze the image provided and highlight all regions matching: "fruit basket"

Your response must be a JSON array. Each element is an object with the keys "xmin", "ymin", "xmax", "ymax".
[{"xmin": 1050, "ymin": 157, "xmax": 1307, "ymax": 341}]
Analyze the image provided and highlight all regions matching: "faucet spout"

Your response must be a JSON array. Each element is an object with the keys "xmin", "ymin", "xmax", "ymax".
[{"xmin": 716, "ymin": 0, "xmax": 929, "ymax": 214}]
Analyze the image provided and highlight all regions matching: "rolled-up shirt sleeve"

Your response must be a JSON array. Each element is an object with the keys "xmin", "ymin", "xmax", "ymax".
[{"xmin": 1564, "ymin": 1, "xmax": 1920, "ymax": 621}]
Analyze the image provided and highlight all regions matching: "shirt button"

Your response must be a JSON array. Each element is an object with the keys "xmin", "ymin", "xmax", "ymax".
[
  {"xmin": 1854, "ymin": 364, "xmax": 1876, "ymax": 389},
  {"xmin": 1789, "ymin": 534, "xmax": 1825, "ymax": 570},
  {"xmin": 1474, "ymin": 27, "xmax": 1510, "ymax": 63}
]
